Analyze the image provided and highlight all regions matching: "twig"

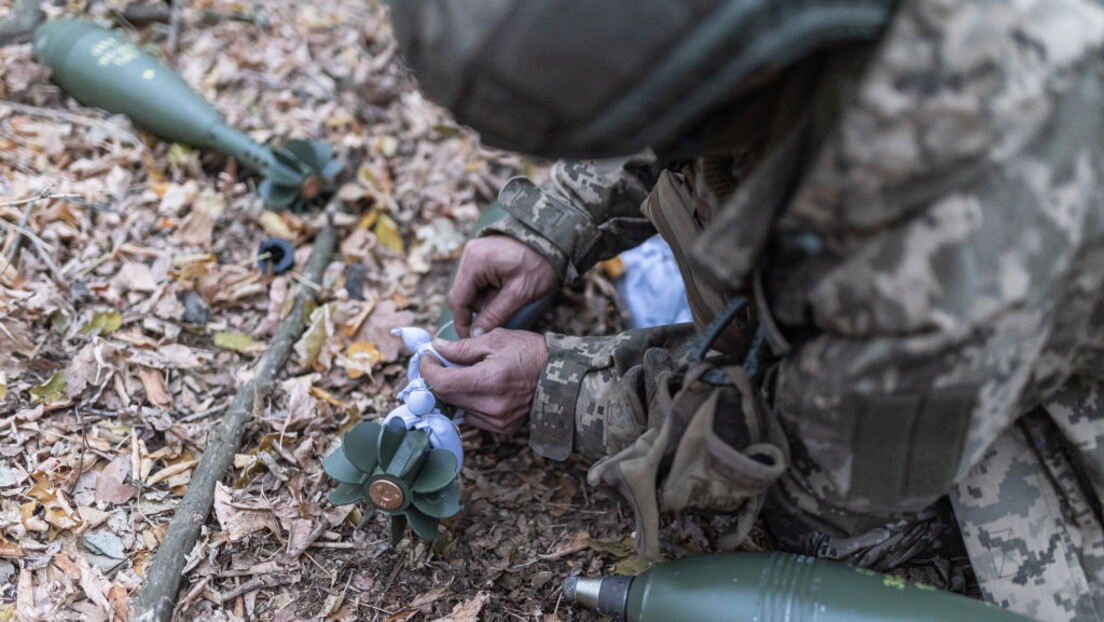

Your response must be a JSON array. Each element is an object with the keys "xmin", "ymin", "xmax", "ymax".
[
  {"xmin": 177, "ymin": 402, "xmax": 230, "ymax": 423},
  {"xmin": 218, "ymin": 575, "xmax": 296, "ymax": 602},
  {"xmin": 307, "ymin": 542, "xmax": 358, "ymax": 550},
  {"xmin": 3, "ymin": 192, "xmax": 37, "ymax": 266},
  {"xmin": 288, "ymin": 270, "xmax": 322, "ymax": 292},
  {"xmin": 166, "ymin": 0, "xmax": 181, "ymax": 64},
  {"xmin": 68, "ymin": 405, "xmax": 88, "ymax": 497},
  {"xmin": 119, "ymin": 3, "xmax": 268, "ymax": 27},
  {"xmin": 0, "ymin": 101, "xmax": 146, "ymax": 149},
  {"xmin": 378, "ymin": 557, "xmax": 406, "ymax": 600},
  {"xmin": 0, "ymin": 218, "xmax": 53, "ymax": 254},
  {"xmin": 133, "ymin": 213, "xmax": 340, "ymax": 622},
  {"xmin": 30, "ymin": 236, "xmax": 67, "ymax": 286},
  {"xmin": 0, "ymin": 193, "xmax": 81, "ymax": 209},
  {"xmin": 285, "ymin": 521, "xmax": 329, "ymax": 560},
  {"xmin": 0, "ymin": 193, "xmax": 64, "ymax": 284},
  {"xmin": 303, "ymin": 551, "xmax": 335, "ymax": 582}
]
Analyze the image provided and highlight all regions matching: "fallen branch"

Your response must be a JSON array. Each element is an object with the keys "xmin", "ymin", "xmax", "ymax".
[
  {"xmin": 0, "ymin": 0, "xmax": 43, "ymax": 47},
  {"xmin": 133, "ymin": 215, "xmax": 340, "ymax": 622},
  {"xmin": 166, "ymin": 0, "xmax": 181, "ymax": 64},
  {"xmin": 118, "ymin": 2, "xmax": 269, "ymax": 28},
  {"xmin": 2, "ymin": 190, "xmax": 40, "ymax": 267},
  {"xmin": 219, "ymin": 574, "xmax": 297, "ymax": 602}
]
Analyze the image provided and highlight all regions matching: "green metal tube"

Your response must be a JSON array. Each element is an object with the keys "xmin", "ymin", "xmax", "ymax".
[
  {"xmin": 564, "ymin": 552, "xmax": 1032, "ymax": 622},
  {"xmin": 435, "ymin": 202, "xmax": 550, "ymax": 341},
  {"xmin": 32, "ymin": 19, "xmax": 301, "ymax": 185}
]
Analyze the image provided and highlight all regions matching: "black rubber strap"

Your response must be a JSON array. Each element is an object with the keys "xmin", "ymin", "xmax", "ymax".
[{"xmin": 688, "ymin": 295, "xmax": 750, "ymax": 364}]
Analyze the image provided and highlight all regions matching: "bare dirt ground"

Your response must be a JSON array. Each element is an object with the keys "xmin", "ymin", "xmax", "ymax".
[{"xmin": 0, "ymin": 1, "xmax": 973, "ymax": 620}]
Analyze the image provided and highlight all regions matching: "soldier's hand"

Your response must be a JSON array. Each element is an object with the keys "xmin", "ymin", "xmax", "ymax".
[
  {"xmin": 419, "ymin": 328, "xmax": 548, "ymax": 435},
  {"xmin": 449, "ymin": 235, "xmax": 559, "ymax": 338}
]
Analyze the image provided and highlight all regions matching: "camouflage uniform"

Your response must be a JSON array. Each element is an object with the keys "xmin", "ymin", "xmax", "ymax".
[{"xmin": 479, "ymin": 0, "xmax": 1104, "ymax": 619}]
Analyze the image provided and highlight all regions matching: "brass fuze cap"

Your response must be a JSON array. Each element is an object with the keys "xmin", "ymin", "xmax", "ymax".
[
  {"xmin": 368, "ymin": 480, "xmax": 404, "ymax": 510},
  {"xmin": 300, "ymin": 175, "xmax": 322, "ymax": 200}
]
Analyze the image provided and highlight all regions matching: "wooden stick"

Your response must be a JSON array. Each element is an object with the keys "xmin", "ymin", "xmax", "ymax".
[
  {"xmin": 2, "ymin": 192, "xmax": 37, "ymax": 267},
  {"xmin": 219, "ymin": 574, "xmax": 296, "ymax": 602},
  {"xmin": 166, "ymin": 0, "xmax": 181, "ymax": 65},
  {"xmin": 133, "ymin": 216, "xmax": 339, "ymax": 622}
]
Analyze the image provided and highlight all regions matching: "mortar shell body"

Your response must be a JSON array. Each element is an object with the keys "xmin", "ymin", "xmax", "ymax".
[
  {"xmin": 34, "ymin": 19, "xmax": 225, "ymax": 147},
  {"xmin": 624, "ymin": 553, "xmax": 1031, "ymax": 622}
]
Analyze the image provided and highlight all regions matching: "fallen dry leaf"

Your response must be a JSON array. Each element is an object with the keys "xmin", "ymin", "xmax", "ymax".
[
  {"xmin": 137, "ymin": 366, "xmax": 173, "ymax": 409},
  {"xmin": 374, "ymin": 213, "xmax": 404, "ymax": 252},
  {"xmin": 355, "ymin": 300, "xmax": 414, "ymax": 361},
  {"xmin": 114, "ymin": 261, "xmax": 158, "ymax": 293},
  {"xmin": 146, "ymin": 460, "xmax": 198, "ymax": 486},
  {"xmin": 0, "ymin": 535, "xmax": 22, "ymax": 558},
  {"xmin": 95, "ymin": 457, "xmax": 135, "ymax": 505},
  {"xmin": 213, "ymin": 332, "xmax": 265, "ymax": 355},
  {"xmin": 343, "ymin": 341, "xmax": 383, "ymax": 378},
  {"xmin": 434, "ymin": 591, "xmax": 490, "ymax": 622},
  {"xmin": 213, "ymin": 483, "xmax": 281, "ymax": 542}
]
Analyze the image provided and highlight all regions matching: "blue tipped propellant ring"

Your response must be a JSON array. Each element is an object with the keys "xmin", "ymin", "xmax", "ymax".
[{"xmin": 258, "ymin": 238, "xmax": 295, "ymax": 275}]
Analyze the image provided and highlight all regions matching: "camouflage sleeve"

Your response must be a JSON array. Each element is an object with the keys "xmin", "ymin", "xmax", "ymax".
[
  {"xmin": 528, "ymin": 324, "xmax": 697, "ymax": 461},
  {"xmin": 765, "ymin": 0, "xmax": 1104, "ymax": 533},
  {"xmin": 482, "ymin": 154, "xmax": 663, "ymax": 286}
]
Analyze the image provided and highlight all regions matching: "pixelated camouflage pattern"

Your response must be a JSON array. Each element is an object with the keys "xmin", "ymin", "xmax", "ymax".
[
  {"xmin": 767, "ymin": 2, "xmax": 1104, "ymax": 618},
  {"xmin": 487, "ymin": 156, "xmax": 661, "ymax": 286},
  {"xmin": 767, "ymin": 0, "xmax": 1104, "ymax": 520},
  {"xmin": 531, "ymin": 324, "xmax": 696, "ymax": 461},
  {"xmin": 479, "ymin": 213, "xmax": 573, "ymax": 282},
  {"xmin": 952, "ymin": 384, "xmax": 1104, "ymax": 621},
  {"xmin": 505, "ymin": 0, "xmax": 1104, "ymax": 617}
]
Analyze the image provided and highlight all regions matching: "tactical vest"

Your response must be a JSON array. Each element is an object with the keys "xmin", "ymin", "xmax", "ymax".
[{"xmin": 640, "ymin": 53, "xmax": 837, "ymax": 357}]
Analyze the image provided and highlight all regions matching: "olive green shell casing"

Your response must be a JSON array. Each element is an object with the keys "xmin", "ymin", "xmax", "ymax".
[
  {"xmin": 567, "ymin": 552, "xmax": 1033, "ymax": 622},
  {"xmin": 33, "ymin": 19, "xmax": 340, "ymax": 209},
  {"xmin": 32, "ymin": 19, "xmax": 279, "ymax": 174}
]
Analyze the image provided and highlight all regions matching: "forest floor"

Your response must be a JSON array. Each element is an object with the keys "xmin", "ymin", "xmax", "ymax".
[{"xmin": 0, "ymin": 1, "xmax": 973, "ymax": 620}]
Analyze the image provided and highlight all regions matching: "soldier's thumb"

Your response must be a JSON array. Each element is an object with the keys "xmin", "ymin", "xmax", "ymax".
[{"xmin": 431, "ymin": 336, "xmax": 491, "ymax": 365}]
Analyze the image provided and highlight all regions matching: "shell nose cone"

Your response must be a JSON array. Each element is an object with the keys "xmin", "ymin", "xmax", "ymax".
[
  {"xmin": 33, "ymin": 19, "xmax": 100, "ymax": 67},
  {"xmin": 31, "ymin": 21, "xmax": 56, "ymax": 62},
  {"xmin": 33, "ymin": 19, "xmax": 78, "ymax": 67}
]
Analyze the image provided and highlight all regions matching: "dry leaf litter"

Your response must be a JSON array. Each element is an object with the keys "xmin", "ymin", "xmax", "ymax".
[{"xmin": 0, "ymin": 0, "xmax": 971, "ymax": 620}]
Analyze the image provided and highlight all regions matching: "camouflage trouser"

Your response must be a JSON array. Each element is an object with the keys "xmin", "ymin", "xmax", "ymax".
[
  {"xmin": 951, "ymin": 378, "xmax": 1104, "ymax": 622},
  {"xmin": 544, "ymin": 321, "xmax": 1104, "ymax": 620}
]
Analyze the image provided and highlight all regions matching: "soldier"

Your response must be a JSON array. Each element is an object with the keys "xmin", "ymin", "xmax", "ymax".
[{"xmin": 390, "ymin": 1, "xmax": 1104, "ymax": 620}]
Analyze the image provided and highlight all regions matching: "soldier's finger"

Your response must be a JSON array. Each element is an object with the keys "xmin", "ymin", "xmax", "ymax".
[
  {"xmin": 471, "ymin": 289, "xmax": 519, "ymax": 337},
  {"xmin": 431, "ymin": 385, "xmax": 494, "ymax": 417},
  {"xmin": 418, "ymin": 351, "xmax": 446, "ymax": 381},
  {"xmin": 447, "ymin": 253, "xmax": 483, "ymax": 338},
  {"xmin": 421, "ymin": 362, "xmax": 497, "ymax": 400},
  {"xmin": 464, "ymin": 411, "xmax": 516, "ymax": 435},
  {"xmin": 431, "ymin": 336, "xmax": 495, "ymax": 365}
]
